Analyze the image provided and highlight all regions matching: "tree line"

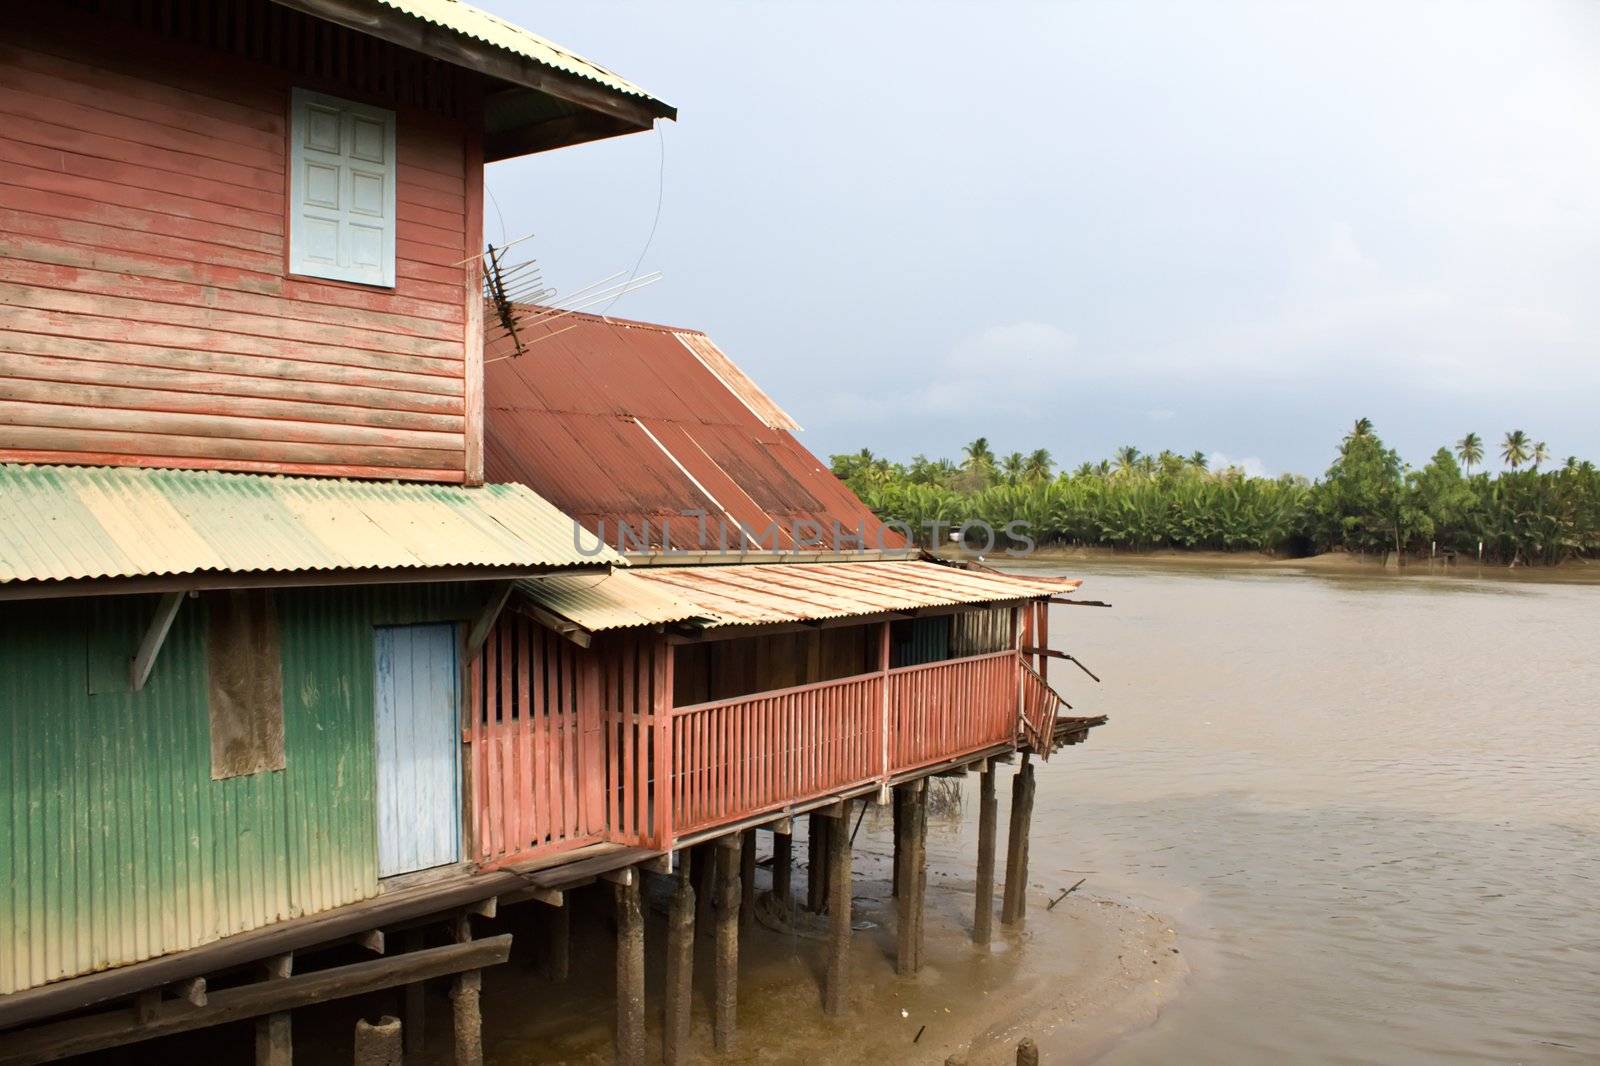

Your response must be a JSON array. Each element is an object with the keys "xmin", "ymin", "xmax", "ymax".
[{"xmin": 831, "ymin": 421, "xmax": 1600, "ymax": 565}]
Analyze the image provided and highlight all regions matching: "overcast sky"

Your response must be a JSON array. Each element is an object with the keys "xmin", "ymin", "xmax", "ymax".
[{"xmin": 487, "ymin": 1, "xmax": 1600, "ymax": 478}]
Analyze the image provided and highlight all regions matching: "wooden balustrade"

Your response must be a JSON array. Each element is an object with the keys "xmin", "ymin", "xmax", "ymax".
[
  {"xmin": 669, "ymin": 674, "xmax": 882, "ymax": 837},
  {"xmin": 887, "ymin": 650, "xmax": 1017, "ymax": 774}
]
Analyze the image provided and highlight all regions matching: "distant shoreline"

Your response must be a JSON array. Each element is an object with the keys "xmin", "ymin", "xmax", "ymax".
[{"xmin": 938, "ymin": 545, "xmax": 1600, "ymax": 582}]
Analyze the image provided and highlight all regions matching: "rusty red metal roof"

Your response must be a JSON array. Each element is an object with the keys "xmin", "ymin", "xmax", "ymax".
[
  {"xmin": 516, "ymin": 560, "xmax": 1082, "ymax": 632},
  {"xmin": 484, "ymin": 308, "xmax": 906, "ymax": 555}
]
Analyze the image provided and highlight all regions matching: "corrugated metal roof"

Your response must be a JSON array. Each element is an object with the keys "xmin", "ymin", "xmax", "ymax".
[
  {"xmin": 516, "ymin": 560, "xmax": 1081, "ymax": 632},
  {"xmin": 0, "ymin": 464, "xmax": 620, "ymax": 588},
  {"xmin": 515, "ymin": 571, "xmax": 713, "ymax": 631},
  {"xmin": 374, "ymin": 0, "xmax": 670, "ymax": 109},
  {"xmin": 484, "ymin": 309, "xmax": 906, "ymax": 554}
]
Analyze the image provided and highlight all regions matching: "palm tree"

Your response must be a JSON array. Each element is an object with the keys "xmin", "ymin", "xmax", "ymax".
[
  {"xmin": 1113, "ymin": 445, "xmax": 1140, "ymax": 476},
  {"xmin": 1188, "ymin": 450, "xmax": 1209, "ymax": 471},
  {"xmin": 1532, "ymin": 441, "xmax": 1550, "ymax": 470},
  {"xmin": 961, "ymin": 437, "xmax": 995, "ymax": 473},
  {"xmin": 999, "ymin": 451, "xmax": 1025, "ymax": 482},
  {"xmin": 1501, "ymin": 430, "xmax": 1531, "ymax": 470},
  {"xmin": 1023, "ymin": 448, "xmax": 1054, "ymax": 482},
  {"xmin": 1455, "ymin": 432, "xmax": 1483, "ymax": 473},
  {"xmin": 1348, "ymin": 417, "xmax": 1374, "ymax": 441}
]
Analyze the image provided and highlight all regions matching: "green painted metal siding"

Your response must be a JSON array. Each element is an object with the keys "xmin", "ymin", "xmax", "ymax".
[{"xmin": 0, "ymin": 583, "xmax": 479, "ymax": 994}]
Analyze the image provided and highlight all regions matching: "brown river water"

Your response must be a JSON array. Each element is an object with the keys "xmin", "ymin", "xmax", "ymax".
[{"xmin": 992, "ymin": 559, "xmax": 1599, "ymax": 1064}]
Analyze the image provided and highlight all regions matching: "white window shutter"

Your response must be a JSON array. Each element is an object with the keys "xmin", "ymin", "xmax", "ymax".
[{"xmin": 290, "ymin": 89, "xmax": 396, "ymax": 287}]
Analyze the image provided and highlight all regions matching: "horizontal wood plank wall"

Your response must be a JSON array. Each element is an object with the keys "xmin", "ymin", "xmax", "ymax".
[{"xmin": 0, "ymin": 22, "xmax": 476, "ymax": 480}]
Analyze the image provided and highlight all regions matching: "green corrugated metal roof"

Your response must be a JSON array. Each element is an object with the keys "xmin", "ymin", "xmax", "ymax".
[
  {"xmin": 375, "ymin": 0, "xmax": 670, "ymax": 110},
  {"xmin": 0, "ymin": 464, "xmax": 621, "ymax": 588}
]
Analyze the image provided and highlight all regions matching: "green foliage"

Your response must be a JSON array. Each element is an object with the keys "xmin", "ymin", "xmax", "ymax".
[{"xmin": 833, "ymin": 421, "xmax": 1600, "ymax": 565}]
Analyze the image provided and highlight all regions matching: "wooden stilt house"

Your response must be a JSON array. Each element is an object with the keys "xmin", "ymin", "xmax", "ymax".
[{"xmin": 0, "ymin": 1, "xmax": 672, "ymax": 1058}]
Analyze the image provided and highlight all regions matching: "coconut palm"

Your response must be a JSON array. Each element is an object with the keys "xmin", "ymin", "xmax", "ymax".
[
  {"xmin": 999, "ymin": 451, "xmax": 1025, "ymax": 483},
  {"xmin": 1501, "ymin": 430, "xmax": 1531, "ymax": 470},
  {"xmin": 961, "ymin": 437, "xmax": 995, "ymax": 473},
  {"xmin": 1188, "ymin": 450, "xmax": 1209, "ymax": 471},
  {"xmin": 1455, "ymin": 432, "xmax": 1483, "ymax": 473},
  {"xmin": 1532, "ymin": 441, "xmax": 1550, "ymax": 470},
  {"xmin": 1113, "ymin": 445, "xmax": 1140, "ymax": 476},
  {"xmin": 1023, "ymin": 448, "xmax": 1054, "ymax": 482},
  {"xmin": 1348, "ymin": 417, "xmax": 1374, "ymax": 441}
]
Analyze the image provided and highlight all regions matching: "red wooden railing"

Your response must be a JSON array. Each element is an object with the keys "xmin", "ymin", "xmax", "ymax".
[
  {"xmin": 887, "ymin": 650, "xmax": 1017, "ymax": 773},
  {"xmin": 669, "ymin": 673, "xmax": 883, "ymax": 837},
  {"xmin": 1019, "ymin": 661, "xmax": 1066, "ymax": 758}
]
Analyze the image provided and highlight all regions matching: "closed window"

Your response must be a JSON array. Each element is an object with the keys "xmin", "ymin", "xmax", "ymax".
[{"xmin": 289, "ymin": 88, "xmax": 396, "ymax": 287}]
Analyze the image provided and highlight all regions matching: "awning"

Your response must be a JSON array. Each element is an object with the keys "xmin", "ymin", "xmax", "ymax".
[
  {"xmin": 0, "ymin": 463, "xmax": 621, "ymax": 595},
  {"xmin": 515, "ymin": 559, "xmax": 1081, "ymax": 634}
]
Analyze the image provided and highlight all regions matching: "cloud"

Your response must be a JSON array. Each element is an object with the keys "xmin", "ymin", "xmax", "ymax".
[{"xmin": 1208, "ymin": 452, "xmax": 1269, "ymax": 479}]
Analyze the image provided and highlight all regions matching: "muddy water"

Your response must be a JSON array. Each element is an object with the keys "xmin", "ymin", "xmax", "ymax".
[{"xmin": 1003, "ymin": 560, "xmax": 1600, "ymax": 1064}]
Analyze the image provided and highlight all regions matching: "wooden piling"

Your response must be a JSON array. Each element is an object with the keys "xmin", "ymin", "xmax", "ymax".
[
  {"xmin": 449, "ymin": 914, "xmax": 483, "ymax": 1066},
  {"xmin": 254, "ymin": 954, "xmax": 291, "ymax": 1066},
  {"xmin": 1002, "ymin": 758, "xmax": 1036, "ymax": 926},
  {"xmin": 1016, "ymin": 1036, "xmax": 1040, "ymax": 1065},
  {"xmin": 740, "ymin": 829, "xmax": 758, "ymax": 933},
  {"xmin": 713, "ymin": 836, "xmax": 741, "ymax": 1051},
  {"xmin": 663, "ymin": 862, "xmax": 695, "ymax": 1066},
  {"xmin": 352, "ymin": 1016, "xmax": 402, "ymax": 1066},
  {"xmin": 896, "ymin": 781, "xmax": 928, "ymax": 975},
  {"xmin": 807, "ymin": 813, "xmax": 829, "ymax": 913},
  {"xmin": 974, "ymin": 763, "xmax": 998, "ymax": 946},
  {"xmin": 545, "ymin": 902, "xmax": 570, "ymax": 983},
  {"xmin": 615, "ymin": 876, "xmax": 646, "ymax": 1065},
  {"xmin": 823, "ymin": 803, "xmax": 852, "ymax": 1016},
  {"xmin": 402, "ymin": 933, "xmax": 426, "ymax": 1057},
  {"xmin": 772, "ymin": 828, "xmax": 793, "ymax": 914}
]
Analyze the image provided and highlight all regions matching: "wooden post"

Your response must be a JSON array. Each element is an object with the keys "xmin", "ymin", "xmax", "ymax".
[
  {"xmin": 663, "ymin": 861, "xmax": 695, "ymax": 1066},
  {"xmin": 974, "ymin": 763, "xmax": 998, "ymax": 947},
  {"xmin": 807, "ymin": 814, "xmax": 829, "ymax": 913},
  {"xmin": 713, "ymin": 836, "xmax": 741, "ymax": 1051},
  {"xmin": 449, "ymin": 915, "xmax": 483, "ymax": 1066},
  {"xmin": 892, "ymin": 787, "xmax": 903, "ymax": 898},
  {"xmin": 740, "ymin": 829, "xmax": 758, "ymax": 933},
  {"xmin": 1002, "ymin": 757, "xmax": 1036, "ymax": 926},
  {"xmin": 695, "ymin": 842, "xmax": 716, "ymax": 929},
  {"xmin": 772, "ymin": 828, "xmax": 793, "ymax": 915},
  {"xmin": 255, "ymin": 954, "xmax": 292, "ymax": 1066},
  {"xmin": 353, "ymin": 1016, "xmax": 402, "ymax": 1066},
  {"xmin": 823, "ymin": 803, "xmax": 852, "ymax": 1016},
  {"xmin": 895, "ymin": 780, "xmax": 928, "ymax": 975},
  {"xmin": 545, "ymin": 902, "xmax": 570, "ymax": 983},
  {"xmin": 402, "ymin": 932, "xmax": 426, "ymax": 1057},
  {"xmin": 1017, "ymin": 1036, "xmax": 1040, "ymax": 1066},
  {"xmin": 615, "ymin": 876, "xmax": 647, "ymax": 1065}
]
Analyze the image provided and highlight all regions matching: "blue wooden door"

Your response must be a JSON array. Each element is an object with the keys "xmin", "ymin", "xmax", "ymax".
[{"xmin": 374, "ymin": 624, "xmax": 461, "ymax": 878}]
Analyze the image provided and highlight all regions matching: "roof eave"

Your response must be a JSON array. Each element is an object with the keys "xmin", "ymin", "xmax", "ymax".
[{"xmin": 270, "ymin": 0, "xmax": 675, "ymax": 144}]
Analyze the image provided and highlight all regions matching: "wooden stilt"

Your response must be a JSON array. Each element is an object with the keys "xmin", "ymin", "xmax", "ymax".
[
  {"xmin": 806, "ymin": 813, "xmax": 828, "ymax": 913},
  {"xmin": 713, "ymin": 836, "xmax": 741, "ymax": 1051},
  {"xmin": 663, "ymin": 862, "xmax": 695, "ymax": 1066},
  {"xmin": 353, "ymin": 1016, "xmax": 402, "ymax": 1066},
  {"xmin": 1001, "ymin": 757, "xmax": 1036, "ymax": 926},
  {"xmin": 615, "ymin": 876, "xmax": 646, "ymax": 1065},
  {"xmin": 892, "ymin": 787, "xmax": 903, "ymax": 898},
  {"xmin": 545, "ymin": 902, "xmax": 570, "ymax": 983},
  {"xmin": 974, "ymin": 763, "xmax": 998, "ymax": 947},
  {"xmin": 449, "ymin": 915, "xmax": 483, "ymax": 1066},
  {"xmin": 1016, "ymin": 1036, "xmax": 1040, "ymax": 1066},
  {"xmin": 695, "ymin": 842, "xmax": 716, "ymax": 929},
  {"xmin": 255, "ymin": 953, "xmax": 292, "ymax": 1066},
  {"xmin": 740, "ymin": 829, "xmax": 757, "ymax": 933},
  {"xmin": 823, "ymin": 803, "xmax": 852, "ymax": 1016},
  {"xmin": 402, "ymin": 931, "xmax": 426, "ymax": 1057},
  {"xmin": 895, "ymin": 781, "xmax": 929, "ymax": 974},
  {"xmin": 772, "ymin": 828, "xmax": 793, "ymax": 914}
]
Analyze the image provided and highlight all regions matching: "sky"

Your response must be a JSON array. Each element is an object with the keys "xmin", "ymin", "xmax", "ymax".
[{"xmin": 487, "ymin": 1, "xmax": 1600, "ymax": 478}]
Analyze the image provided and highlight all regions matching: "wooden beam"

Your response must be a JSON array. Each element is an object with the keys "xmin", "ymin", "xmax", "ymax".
[
  {"xmin": 173, "ymin": 978, "xmax": 206, "ymax": 1009},
  {"xmin": 507, "ymin": 599, "xmax": 593, "ymax": 648},
  {"xmin": 497, "ymin": 884, "xmax": 563, "ymax": 908},
  {"xmin": 265, "ymin": 0, "xmax": 672, "ymax": 127},
  {"xmin": 253, "ymin": 956, "xmax": 291, "ymax": 1066},
  {"xmin": 0, "ymin": 938, "xmax": 513, "ymax": 1065},
  {"xmin": 129, "ymin": 591, "xmax": 183, "ymax": 691},
  {"xmin": 463, "ymin": 582, "xmax": 513, "ymax": 663}
]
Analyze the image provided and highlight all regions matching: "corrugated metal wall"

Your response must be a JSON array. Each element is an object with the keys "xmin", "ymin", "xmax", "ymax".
[{"xmin": 0, "ymin": 583, "xmax": 479, "ymax": 994}]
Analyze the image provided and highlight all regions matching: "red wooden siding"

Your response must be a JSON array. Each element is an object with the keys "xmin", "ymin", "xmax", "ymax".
[
  {"xmin": 467, "ymin": 615, "xmax": 606, "ymax": 870},
  {"xmin": 0, "ymin": 20, "xmax": 479, "ymax": 481}
]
